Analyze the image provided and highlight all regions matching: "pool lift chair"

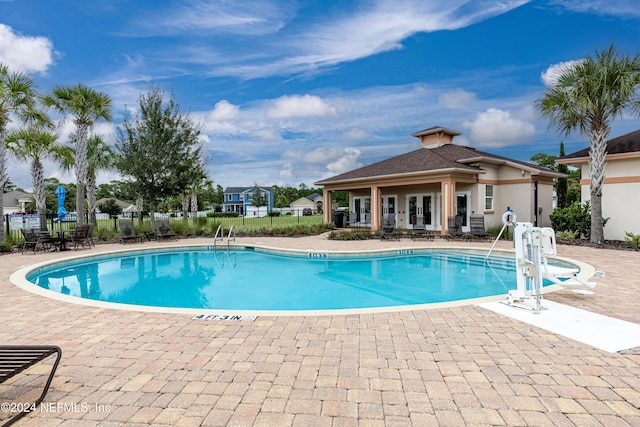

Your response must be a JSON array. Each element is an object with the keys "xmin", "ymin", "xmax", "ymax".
[{"xmin": 497, "ymin": 222, "xmax": 597, "ymax": 312}]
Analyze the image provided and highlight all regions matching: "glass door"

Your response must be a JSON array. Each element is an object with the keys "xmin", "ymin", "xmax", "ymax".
[
  {"xmin": 407, "ymin": 193, "xmax": 435, "ymax": 229},
  {"xmin": 456, "ymin": 192, "xmax": 470, "ymax": 232}
]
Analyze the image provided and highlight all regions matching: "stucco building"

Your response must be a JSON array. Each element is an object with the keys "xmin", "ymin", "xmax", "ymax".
[
  {"xmin": 558, "ymin": 129, "xmax": 640, "ymax": 241},
  {"xmin": 316, "ymin": 126, "xmax": 563, "ymax": 234}
]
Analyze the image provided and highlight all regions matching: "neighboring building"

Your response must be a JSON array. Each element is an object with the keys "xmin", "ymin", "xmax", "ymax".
[
  {"xmin": 2, "ymin": 190, "xmax": 34, "ymax": 214},
  {"xmin": 223, "ymin": 186, "xmax": 274, "ymax": 216},
  {"xmin": 558, "ymin": 129, "xmax": 640, "ymax": 241},
  {"xmin": 290, "ymin": 193, "xmax": 323, "ymax": 215},
  {"xmin": 315, "ymin": 126, "xmax": 563, "ymax": 234}
]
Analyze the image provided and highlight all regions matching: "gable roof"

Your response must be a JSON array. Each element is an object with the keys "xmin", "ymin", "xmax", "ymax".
[
  {"xmin": 224, "ymin": 186, "xmax": 273, "ymax": 193},
  {"xmin": 559, "ymin": 129, "xmax": 640, "ymax": 162},
  {"xmin": 316, "ymin": 143, "xmax": 561, "ymax": 185},
  {"xmin": 3, "ymin": 190, "xmax": 33, "ymax": 207}
]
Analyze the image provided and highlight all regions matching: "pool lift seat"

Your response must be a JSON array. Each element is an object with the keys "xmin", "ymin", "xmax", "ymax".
[{"xmin": 506, "ymin": 222, "xmax": 597, "ymax": 312}]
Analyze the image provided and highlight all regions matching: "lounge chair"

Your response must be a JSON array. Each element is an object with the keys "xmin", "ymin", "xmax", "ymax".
[
  {"xmin": 0, "ymin": 345, "xmax": 62, "ymax": 426},
  {"xmin": 156, "ymin": 219, "xmax": 177, "ymax": 241},
  {"xmin": 69, "ymin": 224, "xmax": 92, "ymax": 250},
  {"xmin": 347, "ymin": 212, "xmax": 357, "ymax": 227},
  {"xmin": 469, "ymin": 214, "xmax": 491, "ymax": 240},
  {"xmin": 411, "ymin": 215, "xmax": 435, "ymax": 241},
  {"xmin": 119, "ymin": 219, "xmax": 144, "ymax": 243},
  {"xmin": 380, "ymin": 214, "xmax": 400, "ymax": 240},
  {"xmin": 445, "ymin": 215, "xmax": 467, "ymax": 240}
]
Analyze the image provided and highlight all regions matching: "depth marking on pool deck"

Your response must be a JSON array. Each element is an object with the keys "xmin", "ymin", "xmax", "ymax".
[
  {"xmin": 477, "ymin": 300, "xmax": 640, "ymax": 353},
  {"xmin": 192, "ymin": 314, "xmax": 257, "ymax": 321}
]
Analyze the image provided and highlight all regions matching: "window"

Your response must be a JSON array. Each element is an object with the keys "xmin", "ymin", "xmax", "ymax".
[{"xmin": 485, "ymin": 185, "xmax": 494, "ymax": 210}]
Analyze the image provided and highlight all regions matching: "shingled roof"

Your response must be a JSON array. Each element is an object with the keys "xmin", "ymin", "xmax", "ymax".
[
  {"xmin": 560, "ymin": 129, "xmax": 640, "ymax": 161},
  {"xmin": 316, "ymin": 143, "xmax": 559, "ymax": 185}
]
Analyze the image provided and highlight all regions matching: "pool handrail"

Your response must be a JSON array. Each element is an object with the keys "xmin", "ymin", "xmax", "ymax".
[
  {"xmin": 227, "ymin": 225, "xmax": 236, "ymax": 251},
  {"xmin": 213, "ymin": 224, "xmax": 224, "ymax": 251}
]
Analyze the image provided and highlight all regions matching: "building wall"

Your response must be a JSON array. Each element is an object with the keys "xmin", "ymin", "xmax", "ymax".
[{"xmin": 579, "ymin": 160, "xmax": 640, "ymax": 241}]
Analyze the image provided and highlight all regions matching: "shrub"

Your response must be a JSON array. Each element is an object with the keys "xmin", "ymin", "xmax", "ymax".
[
  {"xmin": 328, "ymin": 229, "xmax": 375, "ymax": 240},
  {"xmin": 0, "ymin": 241, "xmax": 13, "ymax": 253},
  {"xmin": 556, "ymin": 230, "xmax": 579, "ymax": 240},
  {"xmin": 268, "ymin": 211, "xmax": 281, "ymax": 217},
  {"xmin": 550, "ymin": 201, "xmax": 592, "ymax": 238},
  {"xmin": 624, "ymin": 232, "xmax": 640, "ymax": 249}
]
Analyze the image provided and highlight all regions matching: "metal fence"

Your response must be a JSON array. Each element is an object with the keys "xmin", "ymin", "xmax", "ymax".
[{"xmin": 4, "ymin": 209, "xmax": 326, "ymax": 243}]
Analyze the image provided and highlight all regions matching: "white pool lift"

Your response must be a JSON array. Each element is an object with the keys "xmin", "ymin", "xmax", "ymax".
[{"xmin": 490, "ymin": 222, "xmax": 597, "ymax": 312}]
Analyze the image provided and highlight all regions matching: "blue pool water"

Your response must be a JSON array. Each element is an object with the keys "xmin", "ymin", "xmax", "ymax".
[{"xmin": 28, "ymin": 248, "xmax": 522, "ymax": 311}]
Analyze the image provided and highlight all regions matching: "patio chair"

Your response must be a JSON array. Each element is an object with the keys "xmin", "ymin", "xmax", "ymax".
[
  {"xmin": 69, "ymin": 224, "xmax": 92, "ymax": 250},
  {"xmin": 347, "ymin": 212, "xmax": 357, "ymax": 227},
  {"xmin": 445, "ymin": 215, "xmax": 467, "ymax": 240},
  {"xmin": 411, "ymin": 215, "xmax": 434, "ymax": 241},
  {"xmin": 21, "ymin": 228, "xmax": 52, "ymax": 254},
  {"xmin": 469, "ymin": 214, "xmax": 491, "ymax": 240},
  {"xmin": 156, "ymin": 219, "xmax": 177, "ymax": 241},
  {"xmin": 380, "ymin": 214, "xmax": 400, "ymax": 240},
  {"xmin": 119, "ymin": 219, "xmax": 144, "ymax": 244}
]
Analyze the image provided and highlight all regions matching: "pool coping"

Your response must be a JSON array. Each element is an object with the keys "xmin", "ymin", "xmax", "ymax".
[{"xmin": 10, "ymin": 243, "xmax": 595, "ymax": 317}]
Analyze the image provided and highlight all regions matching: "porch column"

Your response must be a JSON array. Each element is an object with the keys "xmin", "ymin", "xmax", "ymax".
[
  {"xmin": 370, "ymin": 186, "xmax": 380, "ymax": 231},
  {"xmin": 323, "ymin": 189, "xmax": 333, "ymax": 224},
  {"xmin": 440, "ymin": 179, "xmax": 455, "ymax": 235}
]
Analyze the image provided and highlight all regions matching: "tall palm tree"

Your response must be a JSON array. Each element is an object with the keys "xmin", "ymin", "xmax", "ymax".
[
  {"xmin": 42, "ymin": 84, "xmax": 112, "ymax": 226},
  {"xmin": 86, "ymin": 135, "xmax": 114, "ymax": 225},
  {"xmin": 536, "ymin": 45, "xmax": 640, "ymax": 244},
  {"xmin": 0, "ymin": 64, "xmax": 39, "ymax": 242},
  {"xmin": 6, "ymin": 127, "xmax": 72, "ymax": 228}
]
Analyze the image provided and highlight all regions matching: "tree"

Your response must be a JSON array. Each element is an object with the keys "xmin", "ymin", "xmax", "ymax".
[
  {"xmin": 0, "ymin": 64, "xmax": 39, "ymax": 241},
  {"xmin": 85, "ymin": 135, "xmax": 114, "ymax": 225},
  {"xmin": 556, "ymin": 142, "xmax": 569, "ymax": 208},
  {"xmin": 97, "ymin": 198, "xmax": 123, "ymax": 217},
  {"xmin": 251, "ymin": 184, "xmax": 268, "ymax": 208},
  {"xmin": 6, "ymin": 126, "xmax": 71, "ymax": 227},
  {"xmin": 529, "ymin": 153, "xmax": 557, "ymax": 170},
  {"xmin": 115, "ymin": 86, "xmax": 205, "ymax": 230},
  {"xmin": 536, "ymin": 45, "xmax": 640, "ymax": 243},
  {"xmin": 42, "ymin": 83, "xmax": 112, "ymax": 226}
]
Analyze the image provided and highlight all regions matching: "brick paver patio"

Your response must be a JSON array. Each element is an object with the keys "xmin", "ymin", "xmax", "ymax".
[{"xmin": 1, "ymin": 235, "xmax": 639, "ymax": 426}]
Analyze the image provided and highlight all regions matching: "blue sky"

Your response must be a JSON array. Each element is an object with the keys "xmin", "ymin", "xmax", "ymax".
[{"xmin": 1, "ymin": 0, "xmax": 639, "ymax": 191}]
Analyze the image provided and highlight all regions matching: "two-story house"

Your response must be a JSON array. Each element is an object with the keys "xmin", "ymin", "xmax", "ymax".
[{"xmin": 223, "ymin": 186, "xmax": 275, "ymax": 216}]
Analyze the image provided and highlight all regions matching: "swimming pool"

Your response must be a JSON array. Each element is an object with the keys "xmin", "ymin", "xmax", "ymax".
[{"xmin": 21, "ymin": 246, "xmax": 542, "ymax": 313}]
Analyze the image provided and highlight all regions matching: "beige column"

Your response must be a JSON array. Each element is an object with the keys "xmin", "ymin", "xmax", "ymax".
[
  {"xmin": 370, "ymin": 186, "xmax": 380, "ymax": 231},
  {"xmin": 323, "ymin": 189, "xmax": 333, "ymax": 224},
  {"xmin": 440, "ymin": 179, "xmax": 456, "ymax": 235}
]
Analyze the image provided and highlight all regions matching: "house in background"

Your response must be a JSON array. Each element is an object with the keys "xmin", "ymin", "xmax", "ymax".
[
  {"xmin": 290, "ymin": 193, "xmax": 323, "ymax": 216},
  {"xmin": 223, "ymin": 186, "xmax": 274, "ymax": 216},
  {"xmin": 3, "ymin": 190, "xmax": 34, "ymax": 214},
  {"xmin": 558, "ymin": 129, "xmax": 640, "ymax": 241},
  {"xmin": 315, "ymin": 126, "xmax": 563, "ymax": 234}
]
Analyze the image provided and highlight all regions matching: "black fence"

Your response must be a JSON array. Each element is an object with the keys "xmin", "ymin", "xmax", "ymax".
[{"xmin": 4, "ymin": 210, "xmax": 326, "ymax": 243}]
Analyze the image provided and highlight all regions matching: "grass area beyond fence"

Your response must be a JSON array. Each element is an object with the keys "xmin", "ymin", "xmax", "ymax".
[{"xmin": 4, "ymin": 212, "xmax": 330, "ymax": 247}]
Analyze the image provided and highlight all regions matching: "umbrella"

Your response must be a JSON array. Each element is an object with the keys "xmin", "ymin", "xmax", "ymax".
[{"xmin": 56, "ymin": 186, "xmax": 67, "ymax": 221}]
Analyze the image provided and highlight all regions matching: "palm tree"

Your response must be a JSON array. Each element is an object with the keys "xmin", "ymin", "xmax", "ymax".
[
  {"xmin": 42, "ymin": 84, "xmax": 112, "ymax": 226},
  {"xmin": 6, "ymin": 127, "xmax": 72, "ymax": 228},
  {"xmin": 536, "ymin": 45, "xmax": 640, "ymax": 244},
  {"xmin": 86, "ymin": 135, "xmax": 114, "ymax": 225},
  {"xmin": 0, "ymin": 64, "xmax": 39, "ymax": 241}
]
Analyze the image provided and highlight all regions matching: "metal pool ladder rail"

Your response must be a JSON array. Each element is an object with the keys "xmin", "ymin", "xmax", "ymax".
[{"xmin": 213, "ymin": 224, "xmax": 236, "ymax": 251}]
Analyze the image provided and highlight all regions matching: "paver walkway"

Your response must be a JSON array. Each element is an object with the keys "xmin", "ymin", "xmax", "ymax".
[{"xmin": 1, "ymin": 235, "xmax": 639, "ymax": 426}]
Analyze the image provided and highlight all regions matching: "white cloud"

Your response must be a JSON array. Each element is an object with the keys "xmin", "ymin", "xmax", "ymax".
[
  {"xmin": 0, "ymin": 24, "xmax": 56, "ymax": 73},
  {"xmin": 266, "ymin": 94, "xmax": 337, "ymax": 118},
  {"xmin": 438, "ymin": 90, "xmax": 478, "ymax": 110},
  {"xmin": 540, "ymin": 59, "xmax": 582, "ymax": 87},
  {"xmin": 463, "ymin": 108, "xmax": 535, "ymax": 148},
  {"xmin": 169, "ymin": 1, "xmax": 531, "ymax": 80},
  {"xmin": 550, "ymin": 0, "xmax": 640, "ymax": 17},
  {"xmin": 325, "ymin": 148, "xmax": 363, "ymax": 175},
  {"xmin": 343, "ymin": 128, "xmax": 369, "ymax": 140},
  {"xmin": 280, "ymin": 162, "xmax": 293, "ymax": 178},
  {"xmin": 208, "ymin": 100, "xmax": 240, "ymax": 121}
]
